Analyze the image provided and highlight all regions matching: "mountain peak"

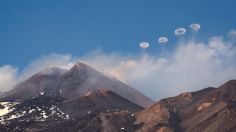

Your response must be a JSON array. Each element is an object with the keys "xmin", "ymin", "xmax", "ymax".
[
  {"xmin": 72, "ymin": 62, "xmax": 92, "ymax": 69},
  {"xmin": 69, "ymin": 62, "xmax": 97, "ymax": 74},
  {"xmin": 74, "ymin": 62, "xmax": 89, "ymax": 68}
]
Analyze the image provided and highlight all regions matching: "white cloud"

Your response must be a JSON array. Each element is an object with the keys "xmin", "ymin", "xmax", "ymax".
[
  {"xmin": 19, "ymin": 54, "xmax": 75, "ymax": 81},
  {"xmin": 0, "ymin": 31, "xmax": 236, "ymax": 100},
  {"xmin": 81, "ymin": 36, "xmax": 236, "ymax": 100},
  {"xmin": 0, "ymin": 54, "xmax": 76, "ymax": 92},
  {"xmin": 0, "ymin": 65, "xmax": 18, "ymax": 92}
]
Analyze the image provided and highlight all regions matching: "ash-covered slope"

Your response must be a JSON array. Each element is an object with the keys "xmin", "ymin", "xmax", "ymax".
[
  {"xmin": 53, "ymin": 80, "xmax": 235, "ymax": 132},
  {"xmin": 0, "ymin": 62, "xmax": 153, "ymax": 107},
  {"xmin": 134, "ymin": 80, "xmax": 236, "ymax": 132},
  {"xmin": 60, "ymin": 89, "xmax": 143, "ymax": 118},
  {"xmin": 39, "ymin": 80, "xmax": 236, "ymax": 132},
  {"xmin": 0, "ymin": 89, "xmax": 142, "ymax": 132}
]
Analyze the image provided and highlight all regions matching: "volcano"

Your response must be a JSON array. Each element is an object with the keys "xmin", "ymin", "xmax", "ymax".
[{"xmin": 0, "ymin": 62, "xmax": 154, "ymax": 107}]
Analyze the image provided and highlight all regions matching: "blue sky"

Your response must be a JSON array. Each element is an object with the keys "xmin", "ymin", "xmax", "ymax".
[{"xmin": 0, "ymin": 0, "xmax": 236, "ymax": 69}]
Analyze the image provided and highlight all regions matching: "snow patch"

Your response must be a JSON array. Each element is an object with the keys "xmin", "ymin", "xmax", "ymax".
[{"xmin": 0, "ymin": 102, "xmax": 19, "ymax": 116}]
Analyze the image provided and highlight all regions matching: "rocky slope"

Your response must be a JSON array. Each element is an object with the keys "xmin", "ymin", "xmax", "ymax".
[
  {"xmin": 38, "ymin": 80, "xmax": 236, "ymax": 132},
  {"xmin": 134, "ymin": 80, "xmax": 236, "ymax": 132},
  {"xmin": 30, "ymin": 80, "xmax": 236, "ymax": 132}
]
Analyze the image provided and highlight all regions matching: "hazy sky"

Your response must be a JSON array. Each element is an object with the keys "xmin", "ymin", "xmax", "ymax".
[{"xmin": 1, "ymin": 0, "xmax": 236, "ymax": 68}]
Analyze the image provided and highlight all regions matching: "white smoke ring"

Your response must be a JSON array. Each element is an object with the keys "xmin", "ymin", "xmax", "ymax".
[
  {"xmin": 139, "ymin": 42, "xmax": 150, "ymax": 49},
  {"xmin": 190, "ymin": 24, "xmax": 201, "ymax": 31},
  {"xmin": 158, "ymin": 37, "xmax": 168, "ymax": 45},
  {"xmin": 175, "ymin": 28, "xmax": 186, "ymax": 36}
]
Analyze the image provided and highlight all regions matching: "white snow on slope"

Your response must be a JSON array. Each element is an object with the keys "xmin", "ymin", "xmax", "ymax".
[{"xmin": 0, "ymin": 102, "xmax": 18, "ymax": 116}]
